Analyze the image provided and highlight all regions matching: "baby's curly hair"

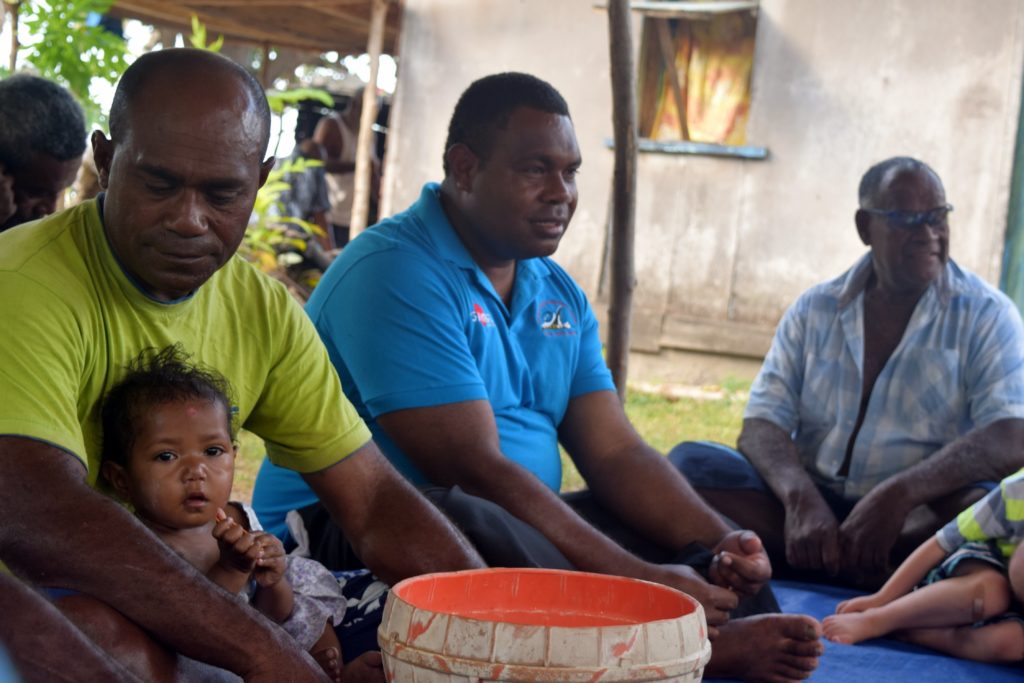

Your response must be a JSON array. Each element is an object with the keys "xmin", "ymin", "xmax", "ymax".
[{"xmin": 101, "ymin": 345, "xmax": 234, "ymax": 468}]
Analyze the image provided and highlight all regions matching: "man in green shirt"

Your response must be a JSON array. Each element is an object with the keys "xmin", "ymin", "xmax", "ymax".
[{"xmin": 0, "ymin": 48, "xmax": 481, "ymax": 682}]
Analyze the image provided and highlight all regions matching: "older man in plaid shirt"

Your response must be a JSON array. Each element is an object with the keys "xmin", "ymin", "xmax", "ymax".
[{"xmin": 672, "ymin": 156, "xmax": 1024, "ymax": 586}]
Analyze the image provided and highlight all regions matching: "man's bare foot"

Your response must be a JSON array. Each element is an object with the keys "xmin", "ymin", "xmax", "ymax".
[
  {"xmin": 312, "ymin": 645, "xmax": 342, "ymax": 683},
  {"xmin": 822, "ymin": 611, "xmax": 886, "ymax": 645},
  {"xmin": 704, "ymin": 614, "xmax": 822, "ymax": 683}
]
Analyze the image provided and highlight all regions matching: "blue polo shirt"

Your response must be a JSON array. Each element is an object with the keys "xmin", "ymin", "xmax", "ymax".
[{"xmin": 252, "ymin": 183, "xmax": 614, "ymax": 536}]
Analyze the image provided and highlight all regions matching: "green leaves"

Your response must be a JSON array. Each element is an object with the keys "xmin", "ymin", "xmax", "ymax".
[
  {"xmin": 189, "ymin": 13, "xmax": 224, "ymax": 52},
  {"xmin": 242, "ymin": 158, "xmax": 326, "ymax": 271},
  {"xmin": 265, "ymin": 87, "xmax": 334, "ymax": 114}
]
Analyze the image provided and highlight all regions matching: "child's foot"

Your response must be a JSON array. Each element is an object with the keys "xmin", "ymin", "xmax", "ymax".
[
  {"xmin": 312, "ymin": 645, "xmax": 342, "ymax": 683},
  {"xmin": 823, "ymin": 611, "xmax": 887, "ymax": 645}
]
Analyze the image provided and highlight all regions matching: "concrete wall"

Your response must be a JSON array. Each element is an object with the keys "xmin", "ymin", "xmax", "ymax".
[{"xmin": 383, "ymin": 0, "xmax": 1024, "ymax": 384}]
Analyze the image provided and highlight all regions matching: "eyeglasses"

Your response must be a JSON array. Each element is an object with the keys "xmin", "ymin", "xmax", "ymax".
[{"xmin": 861, "ymin": 204, "xmax": 953, "ymax": 230}]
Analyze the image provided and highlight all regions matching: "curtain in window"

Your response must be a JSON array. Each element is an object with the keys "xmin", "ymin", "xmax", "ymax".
[{"xmin": 641, "ymin": 11, "xmax": 757, "ymax": 145}]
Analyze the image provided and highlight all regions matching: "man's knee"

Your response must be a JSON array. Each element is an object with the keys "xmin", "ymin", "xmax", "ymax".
[
  {"xmin": 56, "ymin": 594, "xmax": 178, "ymax": 683},
  {"xmin": 667, "ymin": 441, "xmax": 768, "ymax": 492},
  {"xmin": 424, "ymin": 485, "xmax": 573, "ymax": 569}
]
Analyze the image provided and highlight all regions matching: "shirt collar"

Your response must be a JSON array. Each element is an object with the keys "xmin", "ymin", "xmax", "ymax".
[
  {"xmin": 414, "ymin": 183, "xmax": 477, "ymax": 269},
  {"xmin": 836, "ymin": 251, "xmax": 951, "ymax": 309},
  {"xmin": 413, "ymin": 182, "xmax": 551, "ymax": 283}
]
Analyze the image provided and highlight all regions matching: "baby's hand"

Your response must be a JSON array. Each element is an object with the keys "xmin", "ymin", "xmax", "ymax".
[
  {"xmin": 212, "ymin": 508, "xmax": 260, "ymax": 575},
  {"xmin": 251, "ymin": 532, "xmax": 287, "ymax": 588}
]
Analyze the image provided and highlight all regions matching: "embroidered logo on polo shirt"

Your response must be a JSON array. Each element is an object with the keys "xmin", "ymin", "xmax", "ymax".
[
  {"xmin": 537, "ymin": 300, "xmax": 578, "ymax": 336},
  {"xmin": 472, "ymin": 303, "xmax": 493, "ymax": 327}
]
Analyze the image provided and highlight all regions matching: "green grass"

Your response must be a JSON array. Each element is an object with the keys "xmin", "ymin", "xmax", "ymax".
[
  {"xmin": 559, "ymin": 384, "xmax": 748, "ymax": 492},
  {"xmin": 232, "ymin": 381, "xmax": 750, "ymax": 503}
]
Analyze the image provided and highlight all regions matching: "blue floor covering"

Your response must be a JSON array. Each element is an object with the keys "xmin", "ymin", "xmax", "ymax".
[{"xmin": 712, "ymin": 579, "xmax": 1023, "ymax": 682}]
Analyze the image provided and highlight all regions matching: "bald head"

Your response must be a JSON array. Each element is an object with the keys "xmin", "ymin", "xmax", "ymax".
[
  {"xmin": 858, "ymin": 156, "xmax": 943, "ymax": 209},
  {"xmin": 93, "ymin": 48, "xmax": 276, "ymax": 302},
  {"xmin": 109, "ymin": 49, "xmax": 270, "ymax": 154}
]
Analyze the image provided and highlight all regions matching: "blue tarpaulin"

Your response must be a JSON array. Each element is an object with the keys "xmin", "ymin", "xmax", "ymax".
[{"xmin": 715, "ymin": 580, "xmax": 1023, "ymax": 682}]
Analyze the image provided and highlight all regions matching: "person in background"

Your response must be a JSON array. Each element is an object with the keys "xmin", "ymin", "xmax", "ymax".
[
  {"xmin": 313, "ymin": 89, "xmax": 379, "ymax": 249},
  {"xmin": 278, "ymin": 138, "xmax": 331, "ymax": 247},
  {"xmin": 0, "ymin": 74, "xmax": 86, "ymax": 231},
  {"xmin": 671, "ymin": 157, "xmax": 1024, "ymax": 587}
]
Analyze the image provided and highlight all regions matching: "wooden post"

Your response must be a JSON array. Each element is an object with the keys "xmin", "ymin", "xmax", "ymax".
[
  {"xmin": 7, "ymin": 1, "xmax": 21, "ymax": 73},
  {"xmin": 606, "ymin": 0, "xmax": 638, "ymax": 401},
  {"xmin": 260, "ymin": 41, "xmax": 271, "ymax": 89},
  {"xmin": 349, "ymin": 0, "xmax": 388, "ymax": 238}
]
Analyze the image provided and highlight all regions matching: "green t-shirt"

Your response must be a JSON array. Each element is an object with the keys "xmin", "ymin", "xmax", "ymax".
[{"xmin": 0, "ymin": 199, "xmax": 370, "ymax": 485}]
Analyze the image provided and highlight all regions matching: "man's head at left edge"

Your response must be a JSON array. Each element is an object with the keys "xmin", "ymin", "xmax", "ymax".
[{"xmin": 0, "ymin": 74, "xmax": 87, "ymax": 232}]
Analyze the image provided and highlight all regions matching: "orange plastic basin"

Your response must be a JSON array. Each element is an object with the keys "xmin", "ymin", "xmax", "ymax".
[{"xmin": 394, "ymin": 568, "xmax": 699, "ymax": 628}]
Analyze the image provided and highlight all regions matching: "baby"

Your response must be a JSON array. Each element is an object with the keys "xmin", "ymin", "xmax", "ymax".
[
  {"xmin": 100, "ymin": 345, "xmax": 346, "ymax": 681},
  {"xmin": 823, "ymin": 469, "xmax": 1024, "ymax": 663}
]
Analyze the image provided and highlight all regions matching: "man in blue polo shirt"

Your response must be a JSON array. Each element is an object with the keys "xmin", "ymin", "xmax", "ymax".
[{"xmin": 254, "ymin": 72, "xmax": 823, "ymax": 683}]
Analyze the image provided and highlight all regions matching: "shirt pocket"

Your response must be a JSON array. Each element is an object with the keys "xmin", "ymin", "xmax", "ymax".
[{"xmin": 892, "ymin": 348, "xmax": 963, "ymax": 441}]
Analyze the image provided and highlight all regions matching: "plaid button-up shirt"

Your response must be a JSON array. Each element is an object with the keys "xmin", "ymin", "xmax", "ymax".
[{"xmin": 746, "ymin": 254, "xmax": 1024, "ymax": 500}]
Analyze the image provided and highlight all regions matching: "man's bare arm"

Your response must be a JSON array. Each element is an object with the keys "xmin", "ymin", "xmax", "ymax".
[
  {"xmin": 378, "ymin": 400, "xmax": 656, "ymax": 576},
  {"xmin": 738, "ymin": 417, "xmax": 841, "ymax": 574},
  {"xmin": 558, "ymin": 390, "xmax": 731, "ymax": 549},
  {"xmin": 301, "ymin": 440, "xmax": 485, "ymax": 585},
  {"xmin": 0, "ymin": 572, "xmax": 143, "ymax": 683},
  {"xmin": 737, "ymin": 418, "xmax": 818, "ymax": 507},
  {"xmin": 559, "ymin": 391, "xmax": 770, "ymax": 595},
  {"xmin": 0, "ymin": 437, "xmax": 325, "ymax": 682},
  {"xmin": 376, "ymin": 400, "xmax": 740, "ymax": 623},
  {"xmin": 839, "ymin": 417, "xmax": 1024, "ymax": 571},
  {"xmin": 873, "ymin": 417, "xmax": 1024, "ymax": 508}
]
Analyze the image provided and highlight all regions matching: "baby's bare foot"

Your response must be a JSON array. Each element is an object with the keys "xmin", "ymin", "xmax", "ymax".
[
  {"xmin": 312, "ymin": 645, "xmax": 341, "ymax": 683},
  {"xmin": 823, "ymin": 611, "xmax": 886, "ymax": 645},
  {"xmin": 705, "ymin": 613, "xmax": 822, "ymax": 683}
]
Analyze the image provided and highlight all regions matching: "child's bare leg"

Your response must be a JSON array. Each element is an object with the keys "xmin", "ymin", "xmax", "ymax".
[
  {"xmin": 823, "ymin": 564, "xmax": 1010, "ymax": 645},
  {"xmin": 310, "ymin": 621, "xmax": 342, "ymax": 683},
  {"xmin": 897, "ymin": 620, "xmax": 1024, "ymax": 663}
]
